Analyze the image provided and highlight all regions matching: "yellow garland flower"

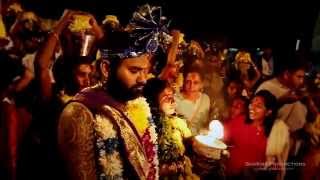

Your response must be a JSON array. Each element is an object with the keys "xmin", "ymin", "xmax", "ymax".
[
  {"xmin": 171, "ymin": 116, "xmax": 192, "ymax": 138},
  {"xmin": 68, "ymin": 14, "xmax": 92, "ymax": 33},
  {"xmin": 125, "ymin": 97, "xmax": 151, "ymax": 136},
  {"xmin": 102, "ymin": 15, "xmax": 119, "ymax": 25},
  {"xmin": 94, "ymin": 114, "xmax": 117, "ymax": 139},
  {"xmin": 235, "ymin": 51, "xmax": 252, "ymax": 64},
  {"xmin": 178, "ymin": 33, "xmax": 185, "ymax": 44},
  {"xmin": 99, "ymin": 152, "xmax": 124, "ymax": 176},
  {"xmin": 8, "ymin": 3, "xmax": 23, "ymax": 13},
  {"xmin": 0, "ymin": 15, "xmax": 7, "ymax": 38}
]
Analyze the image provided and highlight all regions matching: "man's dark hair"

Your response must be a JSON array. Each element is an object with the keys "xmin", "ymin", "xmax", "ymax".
[
  {"xmin": 99, "ymin": 29, "xmax": 132, "ymax": 75},
  {"xmin": 274, "ymin": 51, "xmax": 308, "ymax": 76},
  {"xmin": 144, "ymin": 78, "xmax": 169, "ymax": 109},
  {"xmin": 143, "ymin": 78, "xmax": 170, "ymax": 133},
  {"xmin": 53, "ymin": 55, "xmax": 93, "ymax": 95},
  {"xmin": 183, "ymin": 65, "xmax": 204, "ymax": 81}
]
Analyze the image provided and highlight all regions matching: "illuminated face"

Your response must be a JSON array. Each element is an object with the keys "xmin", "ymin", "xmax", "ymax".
[
  {"xmin": 289, "ymin": 69, "xmax": 305, "ymax": 89},
  {"xmin": 183, "ymin": 72, "xmax": 203, "ymax": 94},
  {"xmin": 73, "ymin": 64, "xmax": 92, "ymax": 91},
  {"xmin": 116, "ymin": 54, "xmax": 151, "ymax": 99},
  {"xmin": 158, "ymin": 87, "xmax": 175, "ymax": 115},
  {"xmin": 20, "ymin": 12, "xmax": 38, "ymax": 31},
  {"xmin": 238, "ymin": 61, "xmax": 251, "ymax": 74},
  {"xmin": 249, "ymin": 96, "xmax": 269, "ymax": 122}
]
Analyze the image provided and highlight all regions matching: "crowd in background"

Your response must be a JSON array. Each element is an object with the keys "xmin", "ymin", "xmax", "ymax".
[{"xmin": 0, "ymin": 2, "xmax": 320, "ymax": 180}]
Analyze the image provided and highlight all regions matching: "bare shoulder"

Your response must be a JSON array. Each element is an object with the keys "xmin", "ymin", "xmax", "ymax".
[{"xmin": 58, "ymin": 102, "xmax": 97, "ymax": 180}]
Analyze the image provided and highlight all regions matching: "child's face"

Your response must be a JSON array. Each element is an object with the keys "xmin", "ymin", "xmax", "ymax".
[
  {"xmin": 230, "ymin": 98, "xmax": 246, "ymax": 118},
  {"xmin": 158, "ymin": 87, "xmax": 175, "ymax": 115}
]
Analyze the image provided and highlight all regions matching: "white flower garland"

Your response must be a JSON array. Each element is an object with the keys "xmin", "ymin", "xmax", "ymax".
[
  {"xmin": 93, "ymin": 98, "xmax": 159, "ymax": 179},
  {"xmin": 94, "ymin": 114, "xmax": 124, "ymax": 179}
]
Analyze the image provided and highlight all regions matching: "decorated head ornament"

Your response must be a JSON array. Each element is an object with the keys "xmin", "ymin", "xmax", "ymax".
[
  {"xmin": 100, "ymin": 4, "xmax": 171, "ymax": 60},
  {"xmin": 235, "ymin": 51, "xmax": 252, "ymax": 64},
  {"xmin": 68, "ymin": 14, "xmax": 92, "ymax": 33}
]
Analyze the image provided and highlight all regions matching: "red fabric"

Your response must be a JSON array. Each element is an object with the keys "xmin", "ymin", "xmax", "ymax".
[
  {"xmin": 1, "ymin": 102, "xmax": 19, "ymax": 179},
  {"xmin": 224, "ymin": 115, "xmax": 267, "ymax": 175},
  {"xmin": 0, "ymin": 101, "xmax": 32, "ymax": 180}
]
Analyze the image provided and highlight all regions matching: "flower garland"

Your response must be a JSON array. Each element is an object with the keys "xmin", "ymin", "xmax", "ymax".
[
  {"xmin": 159, "ymin": 115, "xmax": 191, "ymax": 163},
  {"xmin": 158, "ymin": 115, "xmax": 199, "ymax": 179},
  {"xmin": 92, "ymin": 97, "xmax": 159, "ymax": 179},
  {"xmin": 125, "ymin": 97, "xmax": 159, "ymax": 180},
  {"xmin": 94, "ymin": 114, "xmax": 124, "ymax": 179},
  {"xmin": 125, "ymin": 97, "xmax": 151, "ymax": 136}
]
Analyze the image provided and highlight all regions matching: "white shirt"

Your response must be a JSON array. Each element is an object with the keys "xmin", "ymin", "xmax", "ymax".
[
  {"xmin": 174, "ymin": 92, "xmax": 210, "ymax": 135},
  {"xmin": 256, "ymin": 78, "xmax": 307, "ymax": 132},
  {"xmin": 261, "ymin": 57, "xmax": 274, "ymax": 76}
]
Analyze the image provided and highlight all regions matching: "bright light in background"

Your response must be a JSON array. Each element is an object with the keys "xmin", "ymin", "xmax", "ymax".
[
  {"xmin": 296, "ymin": 39, "xmax": 301, "ymax": 51},
  {"xmin": 209, "ymin": 120, "xmax": 224, "ymax": 139},
  {"xmin": 195, "ymin": 120, "xmax": 226, "ymax": 149}
]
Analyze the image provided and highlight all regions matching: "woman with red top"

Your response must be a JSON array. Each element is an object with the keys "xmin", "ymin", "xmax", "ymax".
[{"xmin": 225, "ymin": 90, "xmax": 277, "ymax": 179}]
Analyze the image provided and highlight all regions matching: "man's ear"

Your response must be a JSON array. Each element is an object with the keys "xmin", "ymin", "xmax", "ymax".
[{"xmin": 100, "ymin": 59, "xmax": 109, "ymax": 80}]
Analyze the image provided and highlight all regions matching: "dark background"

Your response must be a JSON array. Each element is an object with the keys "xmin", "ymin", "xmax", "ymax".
[{"xmin": 20, "ymin": 0, "xmax": 320, "ymax": 51}]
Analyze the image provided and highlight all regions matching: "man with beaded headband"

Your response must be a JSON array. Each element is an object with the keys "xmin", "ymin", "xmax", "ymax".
[{"xmin": 57, "ymin": 4, "xmax": 174, "ymax": 180}]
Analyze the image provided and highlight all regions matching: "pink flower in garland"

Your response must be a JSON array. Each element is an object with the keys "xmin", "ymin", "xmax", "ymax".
[{"xmin": 142, "ymin": 128, "xmax": 158, "ymax": 180}]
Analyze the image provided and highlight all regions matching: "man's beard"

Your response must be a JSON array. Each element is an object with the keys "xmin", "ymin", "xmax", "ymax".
[{"xmin": 107, "ymin": 73, "xmax": 145, "ymax": 102}]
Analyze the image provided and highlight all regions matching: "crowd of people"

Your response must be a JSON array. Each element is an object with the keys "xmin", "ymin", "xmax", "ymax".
[{"xmin": 0, "ymin": 2, "xmax": 320, "ymax": 180}]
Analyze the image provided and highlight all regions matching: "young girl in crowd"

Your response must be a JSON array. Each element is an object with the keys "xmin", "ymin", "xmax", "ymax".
[
  {"xmin": 144, "ymin": 78, "xmax": 199, "ymax": 180},
  {"xmin": 224, "ymin": 90, "xmax": 277, "ymax": 179}
]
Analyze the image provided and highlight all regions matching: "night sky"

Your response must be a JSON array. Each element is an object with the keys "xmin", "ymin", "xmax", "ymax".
[{"xmin": 20, "ymin": 0, "xmax": 320, "ymax": 50}]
